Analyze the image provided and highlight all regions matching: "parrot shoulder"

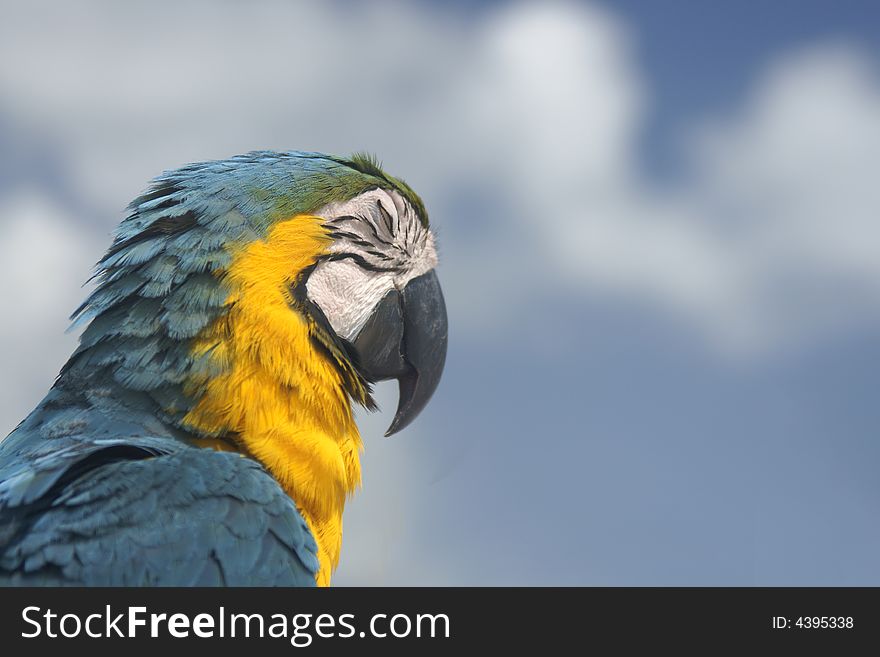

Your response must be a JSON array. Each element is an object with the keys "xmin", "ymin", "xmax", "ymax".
[{"xmin": 0, "ymin": 434, "xmax": 319, "ymax": 586}]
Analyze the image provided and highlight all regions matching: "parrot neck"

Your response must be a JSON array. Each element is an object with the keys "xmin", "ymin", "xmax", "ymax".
[{"xmin": 182, "ymin": 215, "xmax": 364, "ymax": 586}]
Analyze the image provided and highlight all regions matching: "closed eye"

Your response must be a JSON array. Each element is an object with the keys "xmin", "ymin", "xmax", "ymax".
[
  {"xmin": 327, "ymin": 229, "xmax": 375, "ymax": 249},
  {"xmin": 322, "ymin": 252, "xmax": 403, "ymax": 274}
]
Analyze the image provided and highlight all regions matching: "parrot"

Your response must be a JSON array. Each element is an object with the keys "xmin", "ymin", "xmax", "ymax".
[{"xmin": 0, "ymin": 151, "xmax": 447, "ymax": 587}]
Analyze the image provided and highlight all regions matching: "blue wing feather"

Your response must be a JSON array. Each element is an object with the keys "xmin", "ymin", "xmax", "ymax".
[
  {"xmin": 0, "ymin": 437, "xmax": 319, "ymax": 586},
  {"xmin": 0, "ymin": 369, "xmax": 319, "ymax": 586}
]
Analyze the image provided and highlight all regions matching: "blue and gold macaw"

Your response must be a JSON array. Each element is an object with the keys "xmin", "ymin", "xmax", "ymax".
[{"xmin": 0, "ymin": 151, "xmax": 447, "ymax": 586}]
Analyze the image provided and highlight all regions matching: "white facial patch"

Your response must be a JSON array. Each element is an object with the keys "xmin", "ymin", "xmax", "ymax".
[{"xmin": 306, "ymin": 189, "xmax": 437, "ymax": 342}]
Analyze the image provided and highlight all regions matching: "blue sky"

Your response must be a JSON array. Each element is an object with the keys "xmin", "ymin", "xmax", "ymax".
[
  {"xmin": 0, "ymin": 0, "xmax": 879, "ymax": 584},
  {"xmin": 610, "ymin": 0, "xmax": 880, "ymax": 177}
]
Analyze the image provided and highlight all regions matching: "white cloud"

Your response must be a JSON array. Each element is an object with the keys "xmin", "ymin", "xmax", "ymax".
[
  {"xmin": 0, "ymin": 193, "xmax": 99, "ymax": 435},
  {"xmin": 678, "ymin": 45, "xmax": 880, "ymax": 350},
  {"xmin": 0, "ymin": 0, "xmax": 465, "ymax": 215},
  {"xmin": 461, "ymin": 2, "xmax": 643, "ymax": 191},
  {"xmin": 448, "ymin": 6, "xmax": 880, "ymax": 354}
]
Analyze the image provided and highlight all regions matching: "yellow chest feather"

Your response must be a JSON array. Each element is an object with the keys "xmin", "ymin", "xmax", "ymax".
[{"xmin": 183, "ymin": 215, "xmax": 362, "ymax": 586}]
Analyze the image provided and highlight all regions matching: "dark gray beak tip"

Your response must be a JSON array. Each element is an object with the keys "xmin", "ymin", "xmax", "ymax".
[
  {"xmin": 384, "ymin": 410, "xmax": 405, "ymax": 437},
  {"xmin": 383, "ymin": 372, "xmax": 428, "ymax": 437}
]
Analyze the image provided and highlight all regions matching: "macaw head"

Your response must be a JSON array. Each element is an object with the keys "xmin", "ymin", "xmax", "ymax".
[
  {"xmin": 294, "ymin": 170, "xmax": 447, "ymax": 436},
  {"xmin": 69, "ymin": 151, "xmax": 447, "ymax": 437}
]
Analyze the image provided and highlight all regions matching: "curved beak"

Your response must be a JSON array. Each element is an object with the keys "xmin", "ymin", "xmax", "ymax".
[{"xmin": 351, "ymin": 270, "xmax": 448, "ymax": 436}]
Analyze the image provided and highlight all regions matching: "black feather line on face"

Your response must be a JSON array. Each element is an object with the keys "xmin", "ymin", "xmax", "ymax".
[
  {"xmin": 323, "ymin": 252, "xmax": 404, "ymax": 274},
  {"xmin": 377, "ymin": 200, "xmax": 395, "ymax": 235},
  {"xmin": 365, "ymin": 250, "xmax": 395, "ymax": 262},
  {"xmin": 289, "ymin": 263, "xmax": 377, "ymax": 410},
  {"xmin": 326, "ymin": 229, "xmax": 376, "ymax": 250},
  {"xmin": 326, "ymin": 212, "xmax": 393, "ymax": 249}
]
